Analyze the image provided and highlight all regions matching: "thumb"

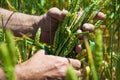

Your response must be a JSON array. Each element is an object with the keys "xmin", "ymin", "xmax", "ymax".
[{"xmin": 47, "ymin": 7, "xmax": 68, "ymax": 22}]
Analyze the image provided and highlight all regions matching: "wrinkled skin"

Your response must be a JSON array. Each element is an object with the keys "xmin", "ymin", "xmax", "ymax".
[
  {"xmin": 39, "ymin": 7, "xmax": 105, "ymax": 52},
  {"xmin": 39, "ymin": 8, "xmax": 68, "ymax": 44},
  {"xmin": 15, "ymin": 8, "xmax": 105, "ymax": 80},
  {"xmin": 16, "ymin": 50, "xmax": 81, "ymax": 80},
  {"xmin": 0, "ymin": 7, "xmax": 105, "ymax": 80}
]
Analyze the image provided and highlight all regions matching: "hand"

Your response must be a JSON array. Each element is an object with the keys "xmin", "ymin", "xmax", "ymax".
[
  {"xmin": 39, "ymin": 7, "xmax": 68, "ymax": 44},
  {"xmin": 75, "ymin": 11, "xmax": 106, "ymax": 53},
  {"xmin": 15, "ymin": 50, "xmax": 81, "ymax": 80},
  {"xmin": 39, "ymin": 7, "xmax": 105, "ymax": 51},
  {"xmin": 15, "ymin": 8, "xmax": 105, "ymax": 80}
]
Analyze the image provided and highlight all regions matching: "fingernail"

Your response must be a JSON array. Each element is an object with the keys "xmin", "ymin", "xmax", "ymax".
[
  {"xmin": 82, "ymin": 23, "xmax": 94, "ymax": 32},
  {"xmin": 82, "ymin": 23, "xmax": 90, "ymax": 31},
  {"xmin": 77, "ymin": 29, "xmax": 82, "ymax": 33}
]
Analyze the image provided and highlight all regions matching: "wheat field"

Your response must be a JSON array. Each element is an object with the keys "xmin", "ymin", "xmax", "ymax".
[{"xmin": 0, "ymin": 0, "xmax": 119, "ymax": 80}]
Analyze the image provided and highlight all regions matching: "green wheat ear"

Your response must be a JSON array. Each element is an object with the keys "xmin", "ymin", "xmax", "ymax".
[
  {"xmin": 0, "ymin": 28, "xmax": 4, "ymax": 42},
  {"xmin": 94, "ymin": 29, "xmax": 103, "ymax": 72},
  {"xmin": 65, "ymin": 65, "xmax": 79, "ymax": 80},
  {"xmin": 0, "ymin": 30, "xmax": 16, "ymax": 80},
  {"xmin": 0, "ymin": 15, "xmax": 5, "ymax": 42},
  {"xmin": 5, "ymin": 30, "xmax": 17, "ymax": 65},
  {"xmin": 34, "ymin": 28, "xmax": 41, "ymax": 45}
]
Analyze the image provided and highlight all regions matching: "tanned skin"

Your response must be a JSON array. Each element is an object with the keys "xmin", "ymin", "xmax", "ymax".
[{"xmin": 0, "ymin": 7, "xmax": 105, "ymax": 80}]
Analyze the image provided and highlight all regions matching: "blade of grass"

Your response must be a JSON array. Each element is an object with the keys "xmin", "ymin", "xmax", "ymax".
[
  {"xmin": 84, "ymin": 37, "xmax": 98, "ymax": 80},
  {"xmin": 65, "ymin": 65, "xmax": 79, "ymax": 80},
  {"xmin": 0, "ymin": 43, "xmax": 16, "ymax": 80},
  {"xmin": 6, "ymin": 0, "xmax": 16, "ymax": 11},
  {"xmin": 5, "ymin": 30, "xmax": 16, "ymax": 65},
  {"xmin": 94, "ymin": 29, "xmax": 103, "ymax": 73}
]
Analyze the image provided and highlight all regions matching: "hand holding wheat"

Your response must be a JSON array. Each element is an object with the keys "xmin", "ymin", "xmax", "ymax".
[{"xmin": 39, "ymin": 7, "xmax": 105, "ymax": 52}]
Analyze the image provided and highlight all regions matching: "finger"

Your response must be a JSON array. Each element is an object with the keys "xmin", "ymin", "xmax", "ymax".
[
  {"xmin": 94, "ymin": 12, "xmax": 106, "ymax": 20},
  {"xmin": 75, "ymin": 44, "xmax": 82, "ymax": 54},
  {"xmin": 59, "ymin": 10, "xmax": 68, "ymax": 22},
  {"xmin": 47, "ymin": 7, "xmax": 61, "ymax": 18},
  {"xmin": 75, "ymin": 70, "xmax": 81, "ymax": 77},
  {"xmin": 76, "ymin": 11, "xmax": 105, "ymax": 20},
  {"xmin": 68, "ymin": 58, "xmax": 81, "ymax": 70},
  {"xmin": 82, "ymin": 23, "xmax": 94, "ymax": 32},
  {"xmin": 47, "ymin": 7, "xmax": 68, "ymax": 22},
  {"xmin": 76, "ymin": 29, "xmax": 84, "ymax": 39}
]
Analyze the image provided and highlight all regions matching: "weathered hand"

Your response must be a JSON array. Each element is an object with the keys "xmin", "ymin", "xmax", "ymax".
[
  {"xmin": 0, "ymin": 7, "xmax": 105, "ymax": 80},
  {"xmin": 40, "ymin": 7, "xmax": 68, "ymax": 44},
  {"xmin": 39, "ymin": 7, "xmax": 105, "ymax": 52},
  {"xmin": 15, "ymin": 50, "xmax": 81, "ymax": 80}
]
